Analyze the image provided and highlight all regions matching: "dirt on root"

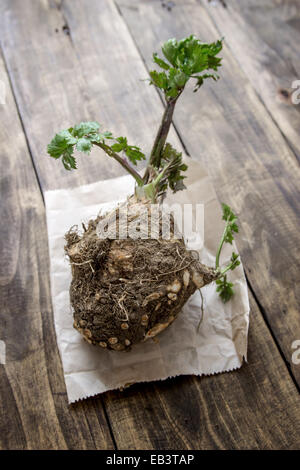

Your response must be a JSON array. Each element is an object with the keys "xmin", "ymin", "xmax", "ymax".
[{"xmin": 65, "ymin": 197, "xmax": 217, "ymax": 351}]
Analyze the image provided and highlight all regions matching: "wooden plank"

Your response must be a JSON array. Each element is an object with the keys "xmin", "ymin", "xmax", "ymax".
[
  {"xmin": 0, "ymin": 50, "xmax": 114, "ymax": 450},
  {"xmin": 57, "ymin": 0, "xmax": 300, "ymax": 448},
  {"xmin": 117, "ymin": 0, "xmax": 300, "ymax": 386},
  {"xmin": 1, "ymin": 0, "xmax": 299, "ymax": 450},
  {"xmin": 0, "ymin": 0, "xmax": 179, "ymax": 191},
  {"xmin": 203, "ymin": 0, "xmax": 300, "ymax": 160},
  {"xmin": 104, "ymin": 292, "xmax": 300, "ymax": 450}
]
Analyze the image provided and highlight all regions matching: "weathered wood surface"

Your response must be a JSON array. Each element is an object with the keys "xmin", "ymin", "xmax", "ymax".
[
  {"xmin": 0, "ymin": 51, "xmax": 114, "ymax": 449},
  {"xmin": 203, "ymin": 0, "xmax": 300, "ymax": 161},
  {"xmin": 0, "ymin": 0, "xmax": 299, "ymax": 450},
  {"xmin": 0, "ymin": 0, "xmax": 179, "ymax": 191},
  {"xmin": 105, "ymin": 291, "xmax": 300, "ymax": 450},
  {"xmin": 117, "ymin": 0, "xmax": 300, "ymax": 386}
]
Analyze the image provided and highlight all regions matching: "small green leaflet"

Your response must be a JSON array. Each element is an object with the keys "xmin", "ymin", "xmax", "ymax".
[
  {"xmin": 222, "ymin": 203, "xmax": 237, "ymax": 222},
  {"xmin": 73, "ymin": 121, "xmax": 100, "ymax": 138},
  {"xmin": 153, "ymin": 53, "xmax": 170, "ymax": 70},
  {"xmin": 47, "ymin": 129, "xmax": 77, "ymax": 159},
  {"xmin": 76, "ymin": 137, "xmax": 92, "ymax": 153},
  {"xmin": 193, "ymin": 73, "xmax": 219, "ymax": 92},
  {"xmin": 110, "ymin": 136, "xmax": 145, "ymax": 165},
  {"xmin": 62, "ymin": 153, "xmax": 77, "ymax": 171},
  {"xmin": 47, "ymin": 129, "xmax": 77, "ymax": 170},
  {"xmin": 110, "ymin": 136, "xmax": 129, "ymax": 153},
  {"xmin": 125, "ymin": 146, "xmax": 145, "ymax": 165},
  {"xmin": 149, "ymin": 71, "xmax": 169, "ymax": 91},
  {"xmin": 161, "ymin": 38, "xmax": 178, "ymax": 67},
  {"xmin": 216, "ymin": 275, "xmax": 234, "ymax": 303},
  {"xmin": 230, "ymin": 252, "xmax": 240, "ymax": 270},
  {"xmin": 222, "ymin": 203, "xmax": 239, "ymax": 244},
  {"xmin": 158, "ymin": 143, "xmax": 187, "ymax": 192}
]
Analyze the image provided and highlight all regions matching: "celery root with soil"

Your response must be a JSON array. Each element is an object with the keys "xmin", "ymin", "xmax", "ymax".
[{"xmin": 47, "ymin": 36, "xmax": 240, "ymax": 351}]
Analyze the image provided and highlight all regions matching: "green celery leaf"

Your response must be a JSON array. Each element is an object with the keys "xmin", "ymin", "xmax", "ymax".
[
  {"xmin": 153, "ymin": 53, "xmax": 170, "ymax": 70},
  {"xmin": 47, "ymin": 130, "xmax": 77, "ymax": 159},
  {"xmin": 73, "ymin": 121, "xmax": 100, "ymax": 138},
  {"xmin": 216, "ymin": 275, "xmax": 234, "ymax": 303},
  {"xmin": 61, "ymin": 147, "xmax": 77, "ymax": 171},
  {"xmin": 159, "ymin": 143, "xmax": 187, "ymax": 193},
  {"xmin": 230, "ymin": 252, "xmax": 240, "ymax": 270},
  {"xmin": 193, "ymin": 73, "xmax": 219, "ymax": 92},
  {"xmin": 110, "ymin": 143, "xmax": 125, "ymax": 152},
  {"xmin": 149, "ymin": 70, "xmax": 168, "ymax": 90},
  {"xmin": 76, "ymin": 137, "xmax": 92, "ymax": 154},
  {"xmin": 162, "ymin": 38, "xmax": 179, "ymax": 67},
  {"xmin": 125, "ymin": 146, "xmax": 145, "ymax": 165}
]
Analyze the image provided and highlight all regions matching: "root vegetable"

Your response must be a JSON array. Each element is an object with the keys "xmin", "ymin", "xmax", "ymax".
[{"xmin": 65, "ymin": 197, "xmax": 218, "ymax": 349}]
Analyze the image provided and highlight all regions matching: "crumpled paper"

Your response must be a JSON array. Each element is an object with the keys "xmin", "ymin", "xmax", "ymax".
[{"xmin": 45, "ymin": 158, "xmax": 249, "ymax": 403}]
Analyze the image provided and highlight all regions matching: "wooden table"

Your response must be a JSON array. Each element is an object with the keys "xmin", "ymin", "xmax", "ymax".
[{"xmin": 0, "ymin": 0, "xmax": 299, "ymax": 450}]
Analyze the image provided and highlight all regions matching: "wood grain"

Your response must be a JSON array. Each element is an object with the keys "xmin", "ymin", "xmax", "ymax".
[
  {"xmin": 117, "ymin": 0, "xmax": 300, "ymax": 386},
  {"xmin": 59, "ymin": 0, "xmax": 299, "ymax": 448},
  {"xmin": 203, "ymin": 0, "xmax": 300, "ymax": 161},
  {"xmin": 0, "ymin": 0, "xmax": 299, "ymax": 450},
  {"xmin": 104, "ymin": 291, "xmax": 300, "ymax": 450},
  {"xmin": 0, "ymin": 0, "xmax": 179, "ymax": 191},
  {"xmin": 0, "ymin": 49, "xmax": 113, "ymax": 450}
]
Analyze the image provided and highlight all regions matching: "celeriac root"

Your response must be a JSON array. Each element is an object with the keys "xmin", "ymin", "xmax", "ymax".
[{"xmin": 66, "ymin": 196, "xmax": 217, "ymax": 351}]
